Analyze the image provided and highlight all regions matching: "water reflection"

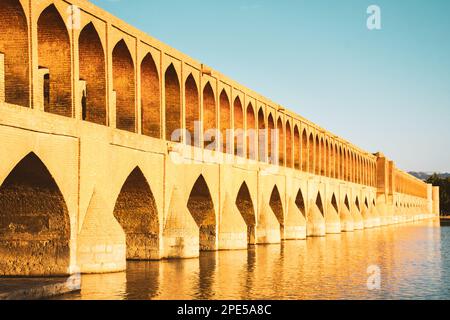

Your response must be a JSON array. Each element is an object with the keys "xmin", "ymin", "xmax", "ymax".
[{"xmin": 61, "ymin": 220, "xmax": 449, "ymax": 300}]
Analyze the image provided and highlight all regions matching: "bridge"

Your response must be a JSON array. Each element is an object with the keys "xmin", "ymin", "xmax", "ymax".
[{"xmin": 0, "ymin": 0, "xmax": 440, "ymax": 276}]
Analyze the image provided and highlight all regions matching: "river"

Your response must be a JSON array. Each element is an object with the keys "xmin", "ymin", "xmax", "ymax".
[{"xmin": 59, "ymin": 219, "xmax": 450, "ymax": 300}]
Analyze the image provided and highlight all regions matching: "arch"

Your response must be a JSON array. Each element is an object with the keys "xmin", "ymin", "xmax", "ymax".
[
  {"xmin": 258, "ymin": 108, "xmax": 266, "ymax": 162},
  {"xmin": 113, "ymin": 167, "xmax": 159, "ymax": 260},
  {"xmin": 112, "ymin": 40, "xmax": 135, "ymax": 132},
  {"xmin": 339, "ymin": 147, "xmax": 344, "ymax": 180},
  {"xmin": 315, "ymin": 135, "xmax": 320, "ymax": 175},
  {"xmin": 286, "ymin": 120, "xmax": 293, "ymax": 168},
  {"xmin": 0, "ymin": 153, "xmax": 70, "ymax": 275},
  {"xmin": 295, "ymin": 189, "xmax": 306, "ymax": 217},
  {"xmin": 301, "ymin": 130, "xmax": 308, "ymax": 171},
  {"xmin": 316, "ymin": 192, "xmax": 324, "ymax": 216},
  {"xmin": 364, "ymin": 197, "xmax": 369, "ymax": 209},
  {"xmin": 330, "ymin": 142, "xmax": 335, "ymax": 178},
  {"xmin": 141, "ymin": 53, "xmax": 160, "ymax": 138},
  {"xmin": 320, "ymin": 138, "xmax": 325, "ymax": 176},
  {"xmin": 325, "ymin": 140, "xmax": 330, "ymax": 177},
  {"xmin": 219, "ymin": 90, "xmax": 231, "ymax": 153},
  {"xmin": 233, "ymin": 97, "xmax": 244, "ymax": 157},
  {"xmin": 268, "ymin": 114, "xmax": 275, "ymax": 164},
  {"xmin": 38, "ymin": 4, "xmax": 72, "ymax": 117},
  {"xmin": 331, "ymin": 194, "xmax": 339, "ymax": 213},
  {"xmin": 277, "ymin": 118, "xmax": 285, "ymax": 166},
  {"xmin": 235, "ymin": 182, "xmax": 256, "ymax": 244},
  {"xmin": 269, "ymin": 185, "xmax": 284, "ymax": 230},
  {"xmin": 79, "ymin": 23, "xmax": 106, "ymax": 125},
  {"xmin": 246, "ymin": 103, "xmax": 256, "ymax": 160},
  {"xmin": 294, "ymin": 125, "xmax": 301, "ymax": 170},
  {"xmin": 203, "ymin": 82, "xmax": 216, "ymax": 148},
  {"xmin": 344, "ymin": 195, "xmax": 350, "ymax": 211},
  {"xmin": 308, "ymin": 133, "xmax": 315, "ymax": 173},
  {"xmin": 355, "ymin": 197, "xmax": 361, "ymax": 212},
  {"xmin": 187, "ymin": 175, "xmax": 216, "ymax": 251},
  {"xmin": 165, "ymin": 64, "xmax": 181, "ymax": 141},
  {"xmin": 185, "ymin": 74, "xmax": 199, "ymax": 147},
  {"xmin": 0, "ymin": 0, "xmax": 29, "ymax": 107}
]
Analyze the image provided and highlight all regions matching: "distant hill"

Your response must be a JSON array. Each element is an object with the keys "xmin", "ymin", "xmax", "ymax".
[{"xmin": 408, "ymin": 172, "xmax": 450, "ymax": 181}]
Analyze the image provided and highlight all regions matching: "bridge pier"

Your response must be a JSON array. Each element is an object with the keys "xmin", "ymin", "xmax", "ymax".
[
  {"xmin": 218, "ymin": 193, "xmax": 248, "ymax": 250},
  {"xmin": 306, "ymin": 204, "xmax": 326, "ymax": 237},
  {"xmin": 339, "ymin": 203, "xmax": 355, "ymax": 232},
  {"xmin": 256, "ymin": 202, "xmax": 282, "ymax": 244},
  {"xmin": 284, "ymin": 197, "xmax": 307, "ymax": 240},
  {"xmin": 325, "ymin": 203, "xmax": 341, "ymax": 234}
]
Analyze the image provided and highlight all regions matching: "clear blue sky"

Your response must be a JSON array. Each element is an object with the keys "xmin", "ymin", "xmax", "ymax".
[{"xmin": 91, "ymin": 0, "xmax": 450, "ymax": 172}]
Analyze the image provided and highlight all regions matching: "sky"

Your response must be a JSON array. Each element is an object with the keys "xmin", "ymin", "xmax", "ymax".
[{"xmin": 91, "ymin": 0, "xmax": 450, "ymax": 172}]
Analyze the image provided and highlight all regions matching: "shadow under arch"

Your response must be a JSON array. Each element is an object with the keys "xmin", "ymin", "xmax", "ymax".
[
  {"xmin": 0, "ymin": 152, "xmax": 70, "ymax": 276},
  {"xmin": 295, "ymin": 188, "xmax": 306, "ymax": 218},
  {"xmin": 113, "ymin": 167, "xmax": 159, "ymax": 260},
  {"xmin": 316, "ymin": 192, "xmax": 324, "ymax": 216},
  {"xmin": 187, "ymin": 175, "xmax": 217, "ymax": 251},
  {"xmin": 0, "ymin": 0, "xmax": 29, "ymax": 107},
  {"xmin": 331, "ymin": 193, "xmax": 339, "ymax": 213},
  {"xmin": 235, "ymin": 182, "xmax": 256, "ymax": 245},
  {"xmin": 344, "ymin": 195, "xmax": 350, "ymax": 211},
  {"xmin": 269, "ymin": 185, "xmax": 284, "ymax": 234}
]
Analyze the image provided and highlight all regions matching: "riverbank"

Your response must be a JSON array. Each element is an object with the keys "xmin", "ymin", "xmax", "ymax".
[{"xmin": 0, "ymin": 275, "xmax": 81, "ymax": 300}]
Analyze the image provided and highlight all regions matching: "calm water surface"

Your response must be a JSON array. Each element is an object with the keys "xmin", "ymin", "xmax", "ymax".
[{"xmin": 61, "ymin": 219, "xmax": 450, "ymax": 300}]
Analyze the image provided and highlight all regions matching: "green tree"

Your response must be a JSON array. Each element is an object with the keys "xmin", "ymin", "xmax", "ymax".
[{"xmin": 426, "ymin": 174, "xmax": 450, "ymax": 216}]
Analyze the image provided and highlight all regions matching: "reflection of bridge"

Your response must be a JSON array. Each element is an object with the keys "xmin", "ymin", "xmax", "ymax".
[{"xmin": 0, "ymin": 0, "xmax": 440, "ymax": 276}]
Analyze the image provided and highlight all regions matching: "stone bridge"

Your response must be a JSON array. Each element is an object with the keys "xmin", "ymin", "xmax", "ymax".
[{"xmin": 0, "ymin": 0, "xmax": 440, "ymax": 276}]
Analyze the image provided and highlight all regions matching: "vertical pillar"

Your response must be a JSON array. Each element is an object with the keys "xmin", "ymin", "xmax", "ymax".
[
  {"xmin": 0, "ymin": 52, "xmax": 4, "ymax": 103},
  {"xmin": 432, "ymin": 186, "xmax": 440, "ymax": 216}
]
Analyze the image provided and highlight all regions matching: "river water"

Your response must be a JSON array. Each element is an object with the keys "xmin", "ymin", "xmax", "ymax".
[{"xmin": 60, "ymin": 219, "xmax": 450, "ymax": 300}]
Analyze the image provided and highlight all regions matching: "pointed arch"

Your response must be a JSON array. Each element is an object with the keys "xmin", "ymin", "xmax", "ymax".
[
  {"xmin": 315, "ymin": 135, "xmax": 320, "ymax": 175},
  {"xmin": 38, "ymin": 4, "xmax": 72, "ymax": 117},
  {"xmin": 235, "ymin": 182, "xmax": 256, "ymax": 244},
  {"xmin": 233, "ymin": 97, "xmax": 244, "ymax": 157},
  {"xmin": 246, "ymin": 103, "xmax": 256, "ymax": 160},
  {"xmin": 286, "ymin": 120, "xmax": 293, "ymax": 168},
  {"xmin": 316, "ymin": 192, "xmax": 324, "ymax": 216},
  {"xmin": 301, "ymin": 129, "xmax": 308, "ymax": 171},
  {"xmin": 267, "ymin": 114, "xmax": 275, "ymax": 164},
  {"xmin": 294, "ymin": 125, "xmax": 300, "ymax": 170},
  {"xmin": 79, "ymin": 22, "xmax": 106, "ymax": 125},
  {"xmin": 277, "ymin": 118, "xmax": 285, "ymax": 166},
  {"xmin": 270, "ymin": 185, "xmax": 284, "ymax": 229},
  {"xmin": 344, "ymin": 195, "xmax": 350, "ymax": 211},
  {"xmin": 295, "ymin": 189, "xmax": 306, "ymax": 217},
  {"xmin": 0, "ymin": 0, "xmax": 29, "ymax": 107},
  {"xmin": 219, "ymin": 90, "xmax": 231, "ymax": 153},
  {"xmin": 331, "ymin": 193, "xmax": 339, "ymax": 213},
  {"xmin": 309, "ymin": 133, "xmax": 315, "ymax": 173},
  {"xmin": 113, "ymin": 167, "xmax": 159, "ymax": 260},
  {"xmin": 141, "ymin": 53, "xmax": 160, "ymax": 138},
  {"xmin": 165, "ymin": 64, "xmax": 181, "ymax": 141},
  {"xmin": 325, "ymin": 140, "xmax": 330, "ymax": 177},
  {"xmin": 0, "ymin": 153, "xmax": 70, "ymax": 275},
  {"xmin": 258, "ymin": 108, "xmax": 266, "ymax": 162},
  {"xmin": 203, "ymin": 82, "xmax": 216, "ymax": 148},
  {"xmin": 112, "ymin": 40, "xmax": 135, "ymax": 132},
  {"xmin": 355, "ymin": 197, "xmax": 361, "ymax": 212},
  {"xmin": 185, "ymin": 74, "xmax": 199, "ymax": 147},
  {"xmin": 320, "ymin": 138, "xmax": 325, "ymax": 176},
  {"xmin": 187, "ymin": 175, "xmax": 216, "ymax": 251}
]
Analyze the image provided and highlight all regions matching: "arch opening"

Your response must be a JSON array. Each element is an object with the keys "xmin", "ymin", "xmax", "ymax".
[
  {"xmin": 301, "ymin": 130, "xmax": 308, "ymax": 171},
  {"xmin": 203, "ymin": 82, "xmax": 216, "ymax": 149},
  {"xmin": 185, "ymin": 74, "xmax": 199, "ymax": 147},
  {"xmin": 220, "ymin": 90, "xmax": 231, "ymax": 154},
  {"xmin": 187, "ymin": 176, "xmax": 216, "ymax": 251},
  {"xmin": 113, "ymin": 40, "xmax": 135, "ymax": 132},
  {"xmin": 331, "ymin": 194, "xmax": 339, "ymax": 213},
  {"xmin": 308, "ymin": 134, "xmax": 314, "ymax": 173},
  {"xmin": 0, "ymin": 0, "xmax": 29, "ymax": 107},
  {"xmin": 295, "ymin": 189, "xmax": 306, "ymax": 217},
  {"xmin": 0, "ymin": 153, "xmax": 70, "ymax": 275},
  {"xmin": 269, "ymin": 186, "xmax": 284, "ymax": 232},
  {"xmin": 165, "ymin": 64, "xmax": 181, "ymax": 142},
  {"xmin": 234, "ymin": 97, "xmax": 244, "ymax": 157},
  {"xmin": 235, "ymin": 182, "xmax": 256, "ymax": 244},
  {"xmin": 277, "ymin": 118, "xmax": 284, "ymax": 166},
  {"xmin": 141, "ymin": 53, "xmax": 160, "ymax": 138},
  {"xmin": 316, "ymin": 193, "xmax": 324, "ymax": 216},
  {"xmin": 38, "ymin": 5, "xmax": 72, "ymax": 117},
  {"xmin": 246, "ymin": 103, "xmax": 256, "ymax": 160},
  {"xmin": 344, "ymin": 195, "xmax": 350, "ymax": 211},
  {"xmin": 294, "ymin": 126, "xmax": 300, "ymax": 170},
  {"xmin": 268, "ymin": 114, "xmax": 275, "ymax": 164},
  {"xmin": 286, "ymin": 121, "xmax": 293, "ymax": 168},
  {"xmin": 113, "ymin": 167, "xmax": 159, "ymax": 260},
  {"xmin": 355, "ymin": 197, "xmax": 361, "ymax": 212},
  {"xmin": 79, "ymin": 23, "xmax": 106, "ymax": 125},
  {"xmin": 258, "ymin": 108, "xmax": 266, "ymax": 162}
]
